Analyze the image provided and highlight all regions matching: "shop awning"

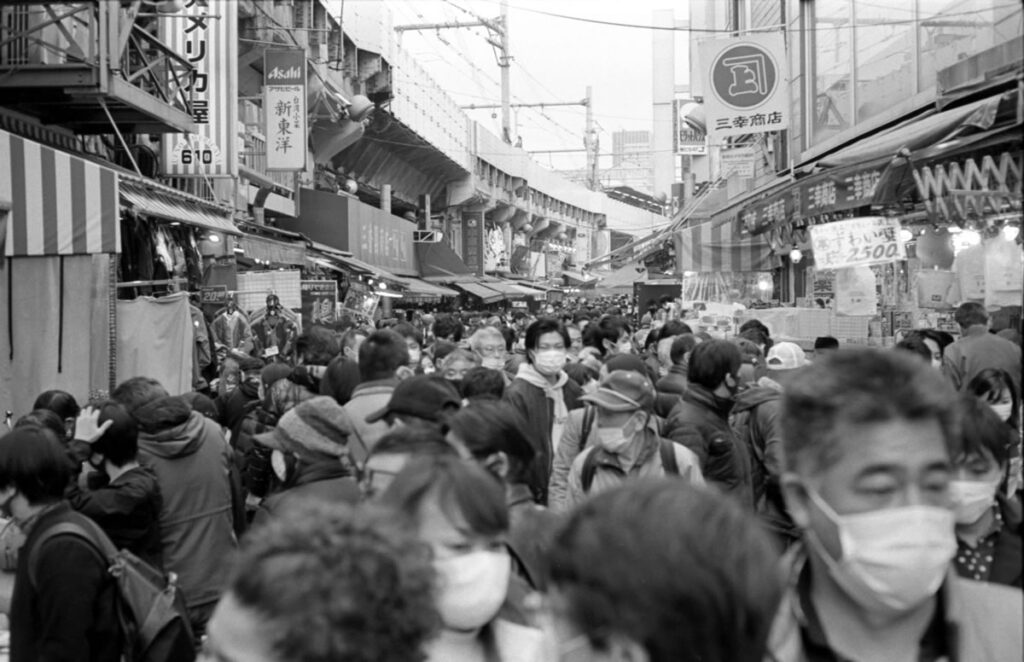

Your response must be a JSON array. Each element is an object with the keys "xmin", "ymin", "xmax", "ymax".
[
  {"xmin": 120, "ymin": 178, "xmax": 240, "ymax": 236},
  {"xmin": 416, "ymin": 241, "xmax": 475, "ymax": 282},
  {"xmin": 562, "ymin": 269, "xmax": 599, "ymax": 287},
  {"xmin": 238, "ymin": 233, "xmax": 306, "ymax": 266},
  {"xmin": 2, "ymin": 128, "xmax": 120, "ymax": 256},
  {"xmin": 455, "ymin": 282, "xmax": 503, "ymax": 304},
  {"xmin": 675, "ymin": 222, "xmax": 780, "ymax": 273},
  {"xmin": 392, "ymin": 276, "xmax": 459, "ymax": 298}
]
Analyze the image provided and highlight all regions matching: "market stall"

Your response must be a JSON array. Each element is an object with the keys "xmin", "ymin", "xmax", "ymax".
[{"xmin": 0, "ymin": 128, "xmax": 119, "ymax": 417}]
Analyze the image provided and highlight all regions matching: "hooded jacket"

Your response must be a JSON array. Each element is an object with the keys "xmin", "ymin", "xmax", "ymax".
[
  {"xmin": 133, "ymin": 396, "xmax": 237, "ymax": 610},
  {"xmin": 251, "ymin": 461, "xmax": 360, "ymax": 528},
  {"xmin": 663, "ymin": 384, "xmax": 752, "ymax": 504}
]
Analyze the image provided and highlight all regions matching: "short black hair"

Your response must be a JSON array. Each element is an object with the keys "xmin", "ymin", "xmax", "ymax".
[
  {"xmin": 955, "ymin": 393, "xmax": 1013, "ymax": 468},
  {"xmin": 686, "ymin": 340, "xmax": 742, "ymax": 390},
  {"xmin": 32, "ymin": 390, "xmax": 80, "ymax": 421},
  {"xmin": 660, "ymin": 320, "xmax": 692, "ymax": 338},
  {"xmin": 431, "ymin": 340, "xmax": 457, "ymax": 365},
  {"xmin": 738, "ymin": 327, "xmax": 772, "ymax": 352},
  {"xmin": 359, "ymin": 330, "xmax": 410, "ymax": 382},
  {"xmin": 460, "ymin": 367, "xmax": 505, "ymax": 400},
  {"xmin": 813, "ymin": 336, "xmax": 839, "ymax": 351},
  {"xmin": 895, "ymin": 333, "xmax": 933, "ymax": 363},
  {"xmin": 228, "ymin": 502, "xmax": 439, "ymax": 662},
  {"xmin": 91, "ymin": 401, "xmax": 139, "ymax": 467},
  {"xmin": 583, "ymin": 316, "xmax": 631, "ymax": 356},
  {"xmin": 15, "ymin": 409, "xmax": 67, "ymax": 440},
  {"xmin": 954, "ymin": 302, "xmax": 988, "ymax": 328},
  {"xmin": 738, "ymin": 319, "xmax": 770, "ymax": 337},
  {"xmin": 446, "ymin": 401, "xmax": 536, "ymax": 484},
  {"xmin": 380, "ymin": 454, "xmax": 508, "ymax": 539},
  {"xmin": 524, "ymin": 318, "xmax": 570, "ymax": 355},
  {"xmin": 548, "ymin": 481, "xmax": 782, "ymax": 662},
  {"xmin": 320, "ymin": 356, "xmax": 362, "ymax": 406},
  {"xmin": 296, "ymin": 326, "xmax": 340, "ymax": 365},
  {"xmin": 111, "ymin": 377, "xmax": 168, "ymax": 414},
  {"xmin": 670, "ymin": 334, "xmax": 698, "ymax": 365},
  {"xmin": 500, "ymin": 326, "xmax": 516, "ymax": 352},
  {"xmin": 0, "ymin": 428, "xmax": 75, "ymax": 505},
  {"xmin": 564, "ymin": 362, "xmax": 599, "ymax": 388},
  {"xmin": 432, "ymin": 314, "xmax": 464, "ymax": 342}
]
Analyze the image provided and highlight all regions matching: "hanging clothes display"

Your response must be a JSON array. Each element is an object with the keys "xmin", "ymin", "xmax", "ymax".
[
  {"xmin": 117, "ymin": 292, "xmax": 194, "ymax": 396},
  {"xmin": 983, "ymin": 236, "xmax": 1024, "ymax": 309},
  {"xmin": 946, "ymin": 242, "xmax": 986, "ymax": 305}
]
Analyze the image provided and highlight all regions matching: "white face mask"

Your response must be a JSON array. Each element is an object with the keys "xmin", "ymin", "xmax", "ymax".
[
  {"xmin": 434, "ymin": 550, "xmax": 511, "ymax": 631},
  {"xmin": 990, "ymin": 402, "xmax": 1013, "ymax": 422},
  {"xmin": 408, "ymin": 349, "xmax": 422, "ymax": 364},
  {"xmin": 533, "ymin": 349, "xmax": 567, "ymax": 376},
  {"xmin": 270, "ymin": 450, "xmax": 289, "ymax": 483},
  {"xmin": 616, "ymin": 340, "xmax": 633, "ymax": 355},
  {"xmin": 595, "ymin": 414, "xmax": 642, "ymax": 454},
  {"xmin": 805, "ymin": 489, "xmax": 955, "ymax": 615},
  {"xmin": 949, "ymin": 477, "xmax": 1001, "ymax": 524}
]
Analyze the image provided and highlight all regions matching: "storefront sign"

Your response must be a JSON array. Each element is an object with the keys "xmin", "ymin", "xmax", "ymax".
[
  {"xmin": 300, "ymin": 280, "xmax": 337, "ymax": 327},
  {"xmin": 264, "ymin": 50, "xmax": 307, "ymax": 171},
  {"xmin": 801, "ymin": 166, "xmax": 884, "ymax": 216},
  {"xmin": 721, "ymin": 147, "xmax": 756, "ymax": 177},
  {"xmin": 810, "ymin": 217, "xmax": 905, "ymax": 270},
  {"xmin": 462, "ymin": 210, "xmax": 485, "ymax": 276},
  {"xmin": 161, "ymin": 0, "xmax": 238, "ymax": 176},
  {"xmin": 674, "ymin": 100, "xmax": 707, "ymax": 155},
  {"xmin": 699, "ymin": 32, "xmax": 789, "ymax": 143},
  {"xmin": 200, "ymin": 285, "xmax": 229, "ymax": 304}
]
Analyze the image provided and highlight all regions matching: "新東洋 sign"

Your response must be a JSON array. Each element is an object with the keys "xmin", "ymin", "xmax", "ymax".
[
  {"xmin": 265, "ymin": 49, "xmax": 307, "ymax": 171},
  {"xmin": 810, "ymin": 217, "xmax": 906, "ymax": 271}
]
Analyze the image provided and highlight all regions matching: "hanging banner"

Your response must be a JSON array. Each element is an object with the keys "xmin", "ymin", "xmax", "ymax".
[
  {"xmin": 699, "ymin": 32, "xmax": 789, "ymax": 144},
  {"xmin": 462, "ymin": 210, "xmax": 485, "ymax": 276},
  {"xmin": 835, "ymin": 266, "xmax": 878, "ymax": 316},
  {"xmin": 160, "ymin": 0, "xmax": 238, "ymax": 177},
  {"xmin": 264, "ymin": 49, "xmax": 308, "ymax": 171},
  {"xmin": 810, "ymin": 217, "xmax": 906, "ymax": 270},
  {"xmin": 300, "ymin": 280, "xmax": 338, "ymax": 327}
]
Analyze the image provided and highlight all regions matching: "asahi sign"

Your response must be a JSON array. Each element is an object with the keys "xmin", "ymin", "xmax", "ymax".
[{"xmin": 265, "ymin": 49, "xmax": 307, "ymax": 171}]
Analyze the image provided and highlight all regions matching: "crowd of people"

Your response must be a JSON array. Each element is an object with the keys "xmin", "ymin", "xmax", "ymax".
[{"xmin": 0, "ymin": 297, "xmax": 1021, "ymax": 662}]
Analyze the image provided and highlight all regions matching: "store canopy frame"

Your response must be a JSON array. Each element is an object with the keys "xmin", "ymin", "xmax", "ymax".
[{"xmin": 120, "ymin": 176, "xmax": 240, "ymax": 236}]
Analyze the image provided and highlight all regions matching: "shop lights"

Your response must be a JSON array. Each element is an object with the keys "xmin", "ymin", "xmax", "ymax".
[
  {"xmin": 1003, "ymin": 225, "xmax": 1020, "ymax": 242},
  {"xmin": 789, "ymin": 248, "xmax": 803, "ymax": 263},
  {"xmin": 206, "ymin": 233, "xmax": 221, "ymax": 243},
  {"xmin": 899, "ymin": 229, "xmax": 914, "ymax": 243},
  {"xmin": 379, "ymin": 282, "xmax": 388, "ymax": 291},
  {"xmin": 959, "ymin": 230, "xmax": 981, "ymax": 247}
]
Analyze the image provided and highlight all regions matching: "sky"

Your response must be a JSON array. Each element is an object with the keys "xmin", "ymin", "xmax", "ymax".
[{"xmin": 372, "ymin": 0, "xmax": 691, "ymax": 171}]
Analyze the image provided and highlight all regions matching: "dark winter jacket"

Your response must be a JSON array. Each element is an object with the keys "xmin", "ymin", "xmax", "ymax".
[
  {"xmin": 505, "ymin": 484, "xmax": 563, "ymax": 592},
  {"xmin": 504, "ymin": 377, "xmax": 583, "ymax": 505},
  {"xmin": 252, "ymin": 461, "xmax": 360, "ymax": 528},
  {"xmin": 65, "ymin": 465, "xmax": 163, "ymax": 569},
  {"xmin": 217, "ymin": 381, "xmax": 260, "ymax": 434},
  {"xmin": 232, "ymin": 405, "xmax": 279, "ymax": 498},
  {"xmin": 656, "ymin": 364, "xmax": 688, "ymax": 396},
  {"xmin": 663, "ymin": 384, "xmax": 752, "ymax": 503},
  {"xmin": 11, "ymin": 502, "xmax": 122, "ymax": 662},
  {"xmin": 133, "ymin": 396, "xmax": 237, "ymax": 610}
]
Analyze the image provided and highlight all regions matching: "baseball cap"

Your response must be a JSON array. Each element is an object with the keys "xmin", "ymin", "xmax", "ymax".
[
  {"xmin": 365, "ymin": 376, "xmax": 462, "ymax": 424},
  {"xmin": 765, "ymin": 342, "xmax": 809, "ymax": 371},
  {"xmin": 579, "ymin": 370, "xmax": 655, "ymax": 413},
  {"xmin": 254, "ymin": 396, "xmax": 353, "ymax": 461}
]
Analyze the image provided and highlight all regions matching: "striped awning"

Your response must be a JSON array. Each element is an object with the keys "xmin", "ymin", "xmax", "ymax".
[
  {"xmin": 675, "ymin": 222, "xmax": 780, "ymax": 273},
  {"xmin": 120, "ymin": 179, "xmax": 240, "ymax": 236},
  {"xmin": 1, "ymin": 129, "xmax": 120, "ymax": 256}
]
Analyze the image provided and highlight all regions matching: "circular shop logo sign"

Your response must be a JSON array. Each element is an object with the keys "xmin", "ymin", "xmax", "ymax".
[{"xmin": 711, "ymin": 43, "xmax": 778, "ymax": 110}]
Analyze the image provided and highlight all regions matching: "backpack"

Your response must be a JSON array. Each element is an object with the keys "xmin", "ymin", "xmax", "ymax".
[
  {"xmin": 580, "ymin": 438, "xmax": 680, "ymax": 492},
  {"xmin": 29, "ymin": 516, "xmax": 197, "ymax": 662}
]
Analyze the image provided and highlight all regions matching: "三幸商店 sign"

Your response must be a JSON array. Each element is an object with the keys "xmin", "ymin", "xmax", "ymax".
[{"xmin": 698, "ymin": 32, "xmax": 789, "ymax": 145}]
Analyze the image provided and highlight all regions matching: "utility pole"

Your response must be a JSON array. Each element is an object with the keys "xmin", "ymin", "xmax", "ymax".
[
  {"xmin": 584, "ymin": 85, "xmax": 599, "ymax": 190},
  {"xmin": 498, "ymin": 0, "xmax": 511, "ymax": 144}
]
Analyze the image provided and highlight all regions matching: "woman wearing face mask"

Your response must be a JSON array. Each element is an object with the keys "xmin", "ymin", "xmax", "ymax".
[
  {"xmin": 380, "ymin": 454, "xmax": 545, "ymax": 662},
  {"xmin": 504, "ymin": 318, "xmax": 583, "ymax": 506},
  {"xmin": 966, "ymin": 368, "xmax": 1022, "ymax": 496},
  {"xmin": 949, "ymin": 393, "xmax": 1022, "ymax": 588}
]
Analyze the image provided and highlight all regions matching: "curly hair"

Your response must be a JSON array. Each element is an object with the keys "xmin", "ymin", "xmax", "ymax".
[{"xmin": 229, "ymin": 501, "xmax": 439, "ymax": 662}]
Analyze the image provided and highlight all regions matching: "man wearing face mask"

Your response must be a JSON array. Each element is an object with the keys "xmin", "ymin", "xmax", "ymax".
[
  {"xmin": 564, "ymin": 371, "xmax": 703, "ymax": 509},
  {"xmin": 949, "ymin": 393, "xmax": 1022, "ymax": 588},
  {"xmin": 663, "ymin": 340, "xmax": 750, "ymax": 501},
  {"xmin": 767, "ymin": 348, "xmax": 1022, "ymax": 661},
  {"xmin": 504, "ymin": 318, "xmax": 583, "ymax": 505}
]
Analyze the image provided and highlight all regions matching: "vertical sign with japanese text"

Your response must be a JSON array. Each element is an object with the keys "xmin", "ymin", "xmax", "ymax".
[
  {"xmin": 300, "ymin": 280, "xmax": 338, "ymax": 328},
  {"xmin": 264, "ymin": 50, "xmax": 308, "ymax": 171},
  {"xmin": 673, "ymin": 99, "xmax": 708, "ymax": 155},
  {"xmin": 160, "ymin": 0, "xmax": 238, "ymax": 176},
  {"xmin": 698, "ymin": 33, "xmax": 788, "ymax": 146},
  {"xmin": 462, "ymin": 210, "xmax": 485, "ymax": 276}
]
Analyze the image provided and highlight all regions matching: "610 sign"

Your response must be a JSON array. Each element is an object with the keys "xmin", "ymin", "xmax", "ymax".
[{"xmin": 168, "ymin": 136, "xmax": 223, "ymax": 168}]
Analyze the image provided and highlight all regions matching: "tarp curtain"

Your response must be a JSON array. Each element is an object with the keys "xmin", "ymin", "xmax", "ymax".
[
  {"xmin": 117, "ymin": 292, "xmax": 193, "ymax": 396},
  {"xmin": 675, "ymin": 222, "xmax": 780, "ymax": 273},
  {"xmin": 0, "ymin": 255, "xmax": 111, "ymax": 418}
]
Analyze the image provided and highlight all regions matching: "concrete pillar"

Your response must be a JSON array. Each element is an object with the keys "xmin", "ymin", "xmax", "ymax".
[
  {"xmin": 652, "ymin": 9, "xmax": 676, "ymax": 199},
  {"xmin": 381, "ymin": 184, "xmax": 391, "ymax": 213}
]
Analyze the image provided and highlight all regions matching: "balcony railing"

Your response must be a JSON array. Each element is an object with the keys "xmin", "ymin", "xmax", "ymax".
[{"xmin": 0, "ymin": 1, "xmax": 195, "ymax": 133}]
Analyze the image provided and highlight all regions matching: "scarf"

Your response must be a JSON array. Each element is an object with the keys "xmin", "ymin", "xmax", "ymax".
[{"xmin": 516, "ymin": 363, "xmax": 569, "ymax": 449}]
